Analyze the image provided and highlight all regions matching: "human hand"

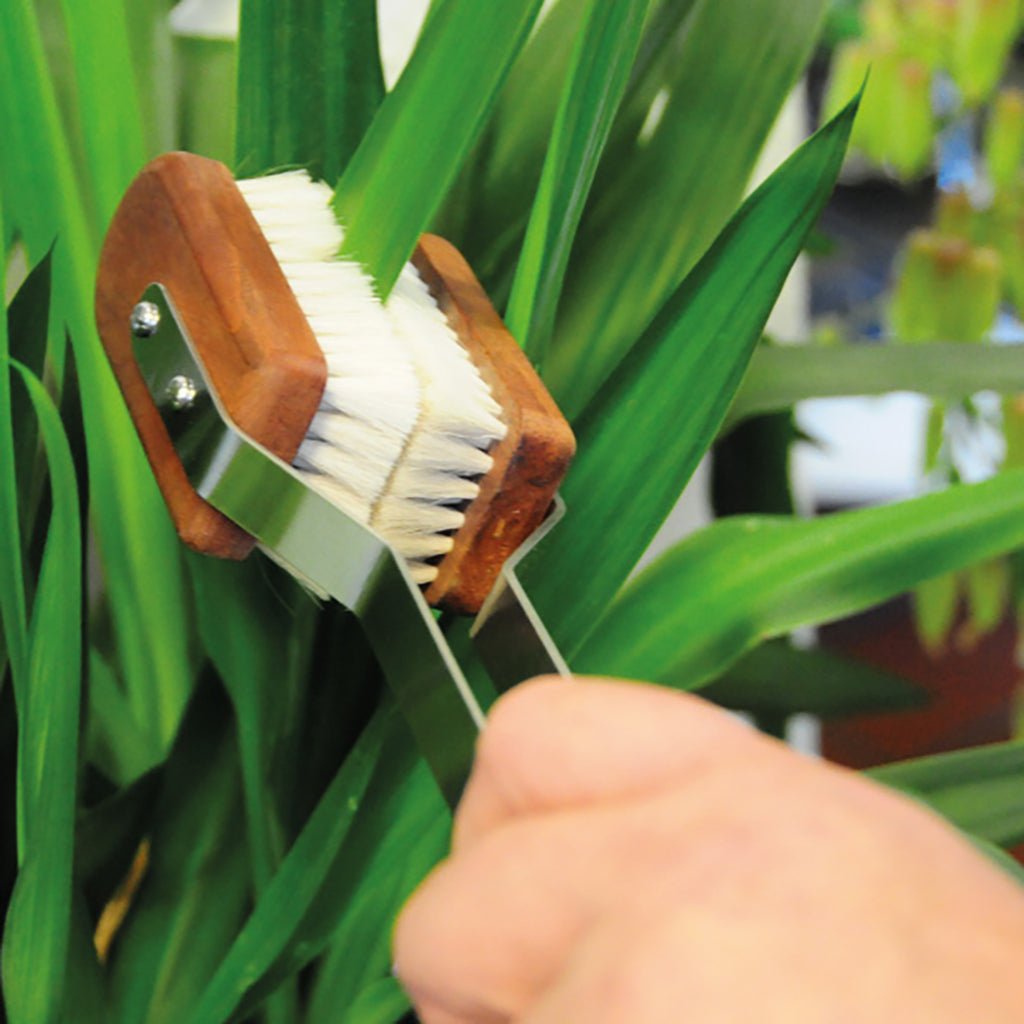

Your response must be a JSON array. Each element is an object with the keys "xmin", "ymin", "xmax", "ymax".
[{"xmin": 394, "ymin": 676, "xmax": 1024, "ymax": 1023}]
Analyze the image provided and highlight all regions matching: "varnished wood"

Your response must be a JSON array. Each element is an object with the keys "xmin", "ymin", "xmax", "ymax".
[
  {"xmin": 415, "ymin": 235, "xmax": 576, "ymax": 615},
  {"xmin": 95, "ymin": 152, "xmax": 327, "ymax": 559},
  {"xmin": 97, "ymin": 156, "xmax": 574, "ymax": 612}
]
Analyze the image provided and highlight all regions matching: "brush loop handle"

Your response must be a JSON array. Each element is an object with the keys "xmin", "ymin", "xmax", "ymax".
[{"xmin": 95, "ymin": 152, "xmax": 327, "ymax": 559}]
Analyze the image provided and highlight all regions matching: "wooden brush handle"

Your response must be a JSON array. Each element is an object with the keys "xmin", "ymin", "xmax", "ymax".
[
  {"xmin": 97, "ymin": 155, "xmax": 574, "ymax": 613},
  {"xmin": 95, "ymin": 152, "xmax": 327, "ymax": 559},
  {"xmin": 415, "ymin": 235, "xmax": 576, "ymax": 615}
]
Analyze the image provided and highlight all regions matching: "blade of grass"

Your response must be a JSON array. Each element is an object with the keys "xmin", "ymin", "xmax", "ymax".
[
  {"xmin": 576, "ymin": 469, "xmax": 1024, "ymax": 688},
  {"xmin": 725, "ymin": 341, "xmax": 1024, "ymax": 430},
  {"xmin": 548, "ymin": 0, "xmax": 828, "ymax": 418},
  {"xmin": 187, "ymin": 554, "xmax": 316, "ymax": 895},
  {"xmin": 236, "ymin": 0, "xmax": 384, "ymax": 180},
  {"xmin": 8, "ymin": 249, "xmax": 53, "ymax": 535},
  {"xmin": 124, "ymin": 0, "xmax": 177, "ymax": 156},
  {"xmin": 0, "ymin": 204, "xmax": 29, "ymax": 703},
  {"xmin": 1, "ymin": 361, "xmax": 82, "ymax": 1024},
  {"xmin": 187, "ymin": 703, "xmax": 395, "ymax": 1024},
  {"xmin": 334, "ymin": 0, "xmax": 545, "ymax": 295},
  {"xmin": 447, "ymin": 0, "xmax": 698, "ymax": 297},
  {"xmin": 59, "ymin": 894, "xmax": 109, "ymax": 1023},
  {"xmin": 107, "ymin": 678, "xmax": 251, "ymax": 1024},
  {"xmin": 699, "ymin": 640, "xmax": 928, "ymax": 718},
  {"xmin": 870, "ymin": 741, "xmax": 1024, "ymax": 849},
  {"xmin": 506, "ymin": 0, "xmax": 653, "ymax": 365},
  {"xmin": 306, "ymin": 759, "xmax": 448, "ymax": 1021},
  {"xmin": 84, "ymin": 648, "xmax": 159, "ymax": 787},
  {"xmin": 521, "ymin": 98, "xmax": 858, "ymax": 653},
  {"xmin": 56, "ymin": 0, "xmax": 147, "ymax": 222},
  {"xmin": 0, "ymin": 0, "xmax": 194, "ymax": 755}
]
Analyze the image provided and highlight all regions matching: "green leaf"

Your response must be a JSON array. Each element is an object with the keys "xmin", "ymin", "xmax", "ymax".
[
  {"xmin": 523, "ymin": 97, "xmax": 858, "ymax": 653},
  {"xmin": 506, "ymin": 0, "xmax": 653, "ymax": 365},
  {"xmin": 548, "ymin": 0, "xmax": 829, "ymax": 418},
  {"xmin": 0, "ymin": 0, "xmax": 194, "ymax": 756},
  {"xmin": 334, "ymin": 0, "xmax": 545, "ymax": 295},
  {"xmin": 55, "ymin": 0, "xmax": 147, "ymax": 224},
  {"xmin": 437, "ymin": 0, "xmax": 592, "ymax": 272},
  {"xmin": 176, "ymin": 36, "xmax": 239, "ymax": 166},
  {"xmin": 7, "ymin": 248, "xmax": 53, "ymax": 537},
  {"xmin": 0, "ymin": 203, "xmax": 29, "ymax": 701},
  {"xmin": 306, "ymin": 759, "xmax": 448, "ymax": 1021},
  {"xmin": 59, "ymin": 893, "xmax": 110, "ymax": 1024},
  {"xmin": 187, "ymin": 554, "xmax": 317, "ymax": 896},
  {"xmin": 343, "ymin": 977, "xmax": 412, "ymax": 1024},
  {"xmin": 187, "ymin": 703, "xmax": 394, "ymax": 1024},
  {"xmin": 870, "ymin": 741, "xmax": 1024, "ymax": 849},
  {"xmin": 236, "ymin": 0, "xmax": 384, "ymax": 180},
  {"xmin": 2, "ymin": 361, "xmax": 82, "ymax": 1024},
  {"xmin": 107, "ymin": 680, "xmax": 251, "ymax": 1024},
  {"xmin": 699, "ymin": 640, "xmax": 928, "ymax": 718},
  {"xmin": 725, "ymin": 342, "xmax": 1024, "ymax": 430},
  {"xmin": 575, "ymin": 470, "xmax": 1024, "ymax": 688},
  {"xmin": 913, "ymin": 572, "xmax": 960, "ymax": 653}
]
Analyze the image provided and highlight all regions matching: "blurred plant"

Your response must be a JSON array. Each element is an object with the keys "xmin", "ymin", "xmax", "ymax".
[
  {"xmin": 885, "ymin": 90, "xmax": 1024, "ymax": 652},
  {"xmin": 824, "ymin": 0, "xmax": 1023, "ymax": 177}
]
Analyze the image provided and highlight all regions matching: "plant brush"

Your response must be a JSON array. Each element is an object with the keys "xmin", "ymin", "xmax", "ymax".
[{"xmin": 95, "ymin": 152, "xmax": 575, "ymax": 800}]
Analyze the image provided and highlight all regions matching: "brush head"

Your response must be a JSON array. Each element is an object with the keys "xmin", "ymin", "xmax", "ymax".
[{"xmin": 96, "ymin": 152, "xmax": 575, "ymax": 613}]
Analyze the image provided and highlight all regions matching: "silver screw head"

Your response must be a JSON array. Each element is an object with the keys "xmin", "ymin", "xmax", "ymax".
[
  {"xmin": 166, "ymin": 375, "xmax": 198, "ymax": 412},
  {"xmin": 130, "ymin": 301, "xmax": 161, "ymax": 337}
]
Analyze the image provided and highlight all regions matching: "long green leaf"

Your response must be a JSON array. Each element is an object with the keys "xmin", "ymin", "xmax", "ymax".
[
  {"xmin": 870, "ymin": 741, "xmax": 1024, "ymax": 849},
  {"xmin": 725, "ymin": 341, "xmax": 1024, "ymax": 430},
  {"xmin": 700, "ymin": 640, "xmax": 927, "ymax": 718},
  {"xmin": 7, "ymin": 249, "xmax": 52, "ymax": 537},
  {"xmin": 0, "ymin": 201, "xmax": 29, "ymax": 701},
  {"xmin": 0, "ymin": 0, "xmax": 193, "ymax": 754},
  {"xmin": 187, "ymin": 704, "xmax": 393, "ymax": 1024},
  {"xmin": 334, "ymin": 0, "xmax": 545, "ymax": 294},
  {"xmin": 2, "ymin": 362, "xmax": 82, "ymax": 1024},
  {"xmin": 306, "ymin": 760, "xmax": 448, "ymax": 1021},
  {"xmin": 56, "ymin": 0, "xmax": 147, "ymax": 222},
  {"xmin": 236, "ymin": 0, "xmax": 384, "ymax": 180},
  {"xmin": 576, "ymin": 469, "xmax": 1024, "ymax": 688},
  {"xmin": 522, "ymin": 98, "xmax": 858, "ymax": 653},
  {"xmin": 506, "ymin": 0, "xmax": 653, "ymax": 364},
  {"xmin": 444, "ymin": 0, "xmax": 695, "ymax": 303},
  {"xmin": 107, "ymin": 680, "xmax": 250, "ymax": 1024},
  {"xmin": 343, "ymin": 977, "xmax": 411, "ymax": 1024},
  {"xmin": 548, "ymin": 0, "xmax": 829, "ymax": 417},
  {"xmin": 188, "ymin": 555, "xmax": 316, "ymax": 896},
  {"xmin": 227, "ymin": 716, "xmax": 446, "ymax": 1021}
]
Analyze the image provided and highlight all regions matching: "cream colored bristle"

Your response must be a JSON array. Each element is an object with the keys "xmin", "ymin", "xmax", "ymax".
[{"xmin": 237, "ymin": 169, "xmax": 508, "ymax": 585}]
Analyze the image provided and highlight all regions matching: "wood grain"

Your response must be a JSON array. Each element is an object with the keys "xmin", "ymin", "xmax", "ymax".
[
  {"xmin": 95, "ymin": 152, "xmax": 327, "ymax": 558},
  {"xmin": 415, "ymin": 234, "xmax": 576, "ymax": 614},
  {"xmin": 97, "ymin": 157, "xmax": 574, "ymax": 612}
]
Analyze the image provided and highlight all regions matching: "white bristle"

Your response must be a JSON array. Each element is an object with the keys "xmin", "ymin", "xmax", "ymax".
[{"xmin": 238, "ymin": 169, "xmax": 508, "ymax": 584}]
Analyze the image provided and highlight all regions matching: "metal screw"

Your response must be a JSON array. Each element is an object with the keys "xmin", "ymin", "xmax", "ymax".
[
  {"xmin": 166, "ymin": 375, "xmax": 198, "ymax": 412},
  {"xmin": 130, "ymin": 301, "xmax": 161, "ymax": 338}
]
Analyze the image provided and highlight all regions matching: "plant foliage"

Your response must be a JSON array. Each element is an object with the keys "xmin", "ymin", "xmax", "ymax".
[{"xmin": 1, "ymin": 1, "xmax": 1024, "ymax": 1021}]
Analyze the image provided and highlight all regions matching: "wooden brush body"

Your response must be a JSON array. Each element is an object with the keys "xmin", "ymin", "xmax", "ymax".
[{"xmin": 96, "ymin": 153, "xmax": 575, "ymax": 613}]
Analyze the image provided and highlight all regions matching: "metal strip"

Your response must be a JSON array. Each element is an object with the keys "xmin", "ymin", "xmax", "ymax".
[
  {"xmin": 132, "ymin": 283, "xmax": 572, "ymax": 802},
  {"xmin": 134, "ymin": 285, "xmax": 482, "ymax": 807}
]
